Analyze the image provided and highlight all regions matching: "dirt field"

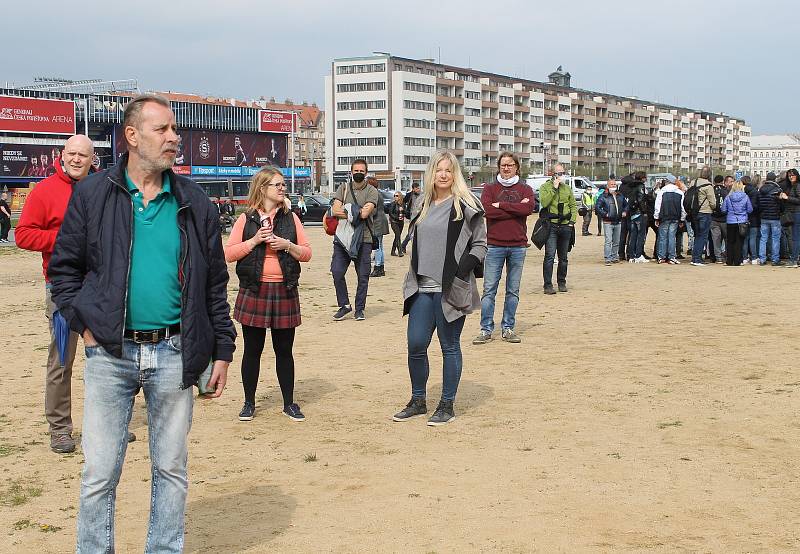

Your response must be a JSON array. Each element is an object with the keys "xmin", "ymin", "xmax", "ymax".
[{"xmin": 1, "ymin": 224, "xmax": 799, "ymax": 553}]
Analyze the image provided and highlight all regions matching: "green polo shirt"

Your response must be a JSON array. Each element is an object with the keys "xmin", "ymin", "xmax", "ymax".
[{"xmin": 125, "ymin": 170, "xmax": 181, "ymax": 330}]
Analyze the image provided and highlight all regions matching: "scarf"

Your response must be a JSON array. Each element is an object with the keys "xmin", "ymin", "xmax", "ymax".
[{"xmin": 497, "ymin": 174, "xmax": 519, "ymax": 187}]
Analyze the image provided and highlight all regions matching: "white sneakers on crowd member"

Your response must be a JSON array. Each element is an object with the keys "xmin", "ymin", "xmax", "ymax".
[{"xmin": 636, "ymin": 256, "xmax": 650, "ymax": 263}]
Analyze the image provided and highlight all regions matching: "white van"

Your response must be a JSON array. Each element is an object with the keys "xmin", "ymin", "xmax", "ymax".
[{"xmin": 525, "ymin": 175, "xmax": 595, "ymax": 202}]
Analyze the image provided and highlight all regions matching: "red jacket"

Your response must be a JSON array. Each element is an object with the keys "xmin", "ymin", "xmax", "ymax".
[
  {"xmin": 480, "ymin": 180, "xmax": 536, "ymax": 247},
  {"xmin": 15, "ymin": 159, "xmax": 76, "ymax": 281}
]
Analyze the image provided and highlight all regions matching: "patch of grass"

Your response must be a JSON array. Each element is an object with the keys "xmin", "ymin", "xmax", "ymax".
[
  {"xmin": 11, "ymin": 519, "xmax": 62, "ymax": 533},
  {"xmin": 0, "ymin": 483, "xmax": 41, "ymax": 507},
  {"xmin": 13, "ymin": 519, "xmax": 31, "ymax": 530},
  {"xmin": 38, "ymin": 523, "xmax": 62, "ymax": 533},
  {"xmin": 408, "ymin": 492, "xmax": 420, "ymax": 498},
  {"xmin": 657, "ymin": 420, "xmax": 682, "ymax": 430},
  {"xmin": 0, "ymin": 443, "xmax": 27, "ymax": 457},
  {"xmin": 607, "ymin": 452, "xmax": 621, "ymax": 459},
  {"xmin": 303, "ymin": 453, "xmax": 317, "ymax": 463}
]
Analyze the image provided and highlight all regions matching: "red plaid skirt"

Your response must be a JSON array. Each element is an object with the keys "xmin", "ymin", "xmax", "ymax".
[{"xmin": 233, "ymin": 282, "xmax": 301, "ymax": 329}]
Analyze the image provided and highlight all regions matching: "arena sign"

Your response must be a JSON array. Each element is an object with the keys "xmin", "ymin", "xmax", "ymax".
[{"xmin": 0, "ymin": 96, "xmax": 76, "ymax": 135}]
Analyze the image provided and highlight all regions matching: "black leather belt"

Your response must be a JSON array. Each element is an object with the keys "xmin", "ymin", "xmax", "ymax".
[{"xmin": 124, "ymin": 324, "xmax": 181, "ymax": 344}]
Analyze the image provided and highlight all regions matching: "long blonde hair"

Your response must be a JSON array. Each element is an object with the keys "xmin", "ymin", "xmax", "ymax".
[
  {"xmin": 416, "ymin": 151, "xmax": 479, "ymax": 223},
  {"xmin": 730, "ymin": 180, "xmax": 745, "ymax": 193},
  {"xmin": 246, "ymin": 166, "xmax": 289, "ymax": 213}
]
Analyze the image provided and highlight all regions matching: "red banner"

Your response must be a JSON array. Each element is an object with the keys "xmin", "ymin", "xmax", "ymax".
[
  {"xmin": 0, "ymin": 96, "xmax": 76, "ymax": 135},
  {"xmin": 258, "ymin": 110, "xmax": 294, "ymax": 133}
]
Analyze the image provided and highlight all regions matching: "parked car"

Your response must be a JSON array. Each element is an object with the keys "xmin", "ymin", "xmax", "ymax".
[
  {"xmin": 525, "ymin": 175, "xmax": 594, "ymax": 203},
  {"xmin": 287, "ymin": 194, "xmax": 329, "ymax": 224}
]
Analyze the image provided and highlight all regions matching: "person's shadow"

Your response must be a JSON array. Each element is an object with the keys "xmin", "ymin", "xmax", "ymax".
[{"xmin": 184, "ymin": 484, "xmax": 295, "ymax": 553}]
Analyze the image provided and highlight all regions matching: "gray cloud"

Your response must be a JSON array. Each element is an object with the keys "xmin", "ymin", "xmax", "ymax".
[{"xmin": 3, "ymin": 0, "xmax": 795, "ymax": 133}]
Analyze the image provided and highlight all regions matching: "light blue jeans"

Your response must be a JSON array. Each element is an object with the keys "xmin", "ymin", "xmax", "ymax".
[
  {"xmin": 77, "ymin": 336, "xmax": 193, "ymax": 554},
  {"xmin": 374, "ymin": 235, "xmax": 385, "ymax": 266},
  {"xmin": 479, "ymin": 245, "xmax": 526, "ymax": 333},
  {"xmin": 759, "ymin": 220, "xmax": 782, "ymax": 264},
  {"xmin": 656, "ymin": 221, "xmax": 679, "ymax": 260},
  {"xmin": 603, "ymin": 222, "xmax": 621, "ymax": 261}
]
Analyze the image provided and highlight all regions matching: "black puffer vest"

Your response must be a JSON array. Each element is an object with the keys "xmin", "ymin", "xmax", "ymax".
[{"xmin": 236, "ymin": 208, "xmax": 301, "ymax": 291}]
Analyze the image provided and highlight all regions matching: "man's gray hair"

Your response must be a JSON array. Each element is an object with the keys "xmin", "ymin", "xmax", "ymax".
[
  {"xmin": 699, "ymin": 166, "xmax": 712, "ymax": 180},
  {"xmin": 123, "ymin": 94, "xmax": 171, "ymax": 130}
]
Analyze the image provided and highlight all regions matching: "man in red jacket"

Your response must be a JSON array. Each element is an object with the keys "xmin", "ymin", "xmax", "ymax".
[
  {"xmin": 16, "ymin": 134, "xmax": 95, "ymax": 454},
  {"xmin": 473, "ymin": 152, "xmax": 535, "ymax": 345}
]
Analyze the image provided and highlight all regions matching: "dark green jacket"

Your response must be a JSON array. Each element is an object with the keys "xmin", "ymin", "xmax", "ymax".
[{"xmin": 539, "ymin": 180, "xmax": 577, "ymax": 224}]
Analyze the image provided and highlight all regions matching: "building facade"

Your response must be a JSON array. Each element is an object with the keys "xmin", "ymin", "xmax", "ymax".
[
  {"xmin": 750, "ymin": 135, "xmax": 800, "ymax": 177},
  {"xmin": 325, "ymin": 54, "xmax": 751, "ymax": 190}
]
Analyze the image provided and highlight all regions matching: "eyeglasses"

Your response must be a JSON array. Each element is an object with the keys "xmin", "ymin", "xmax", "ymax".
[
  {"xmin": 268, "ymin": 182, "xmax": 287, "ymax": 188},
  {"xmin": 499, "ymin": 164, "xmax": 517, "ymax": 168}
]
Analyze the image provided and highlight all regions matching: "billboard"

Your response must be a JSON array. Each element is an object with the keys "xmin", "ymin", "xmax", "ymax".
[
  {"xmin": 0, "ymin": 143, "xmax": 111, "ymax": 178},
  {"xmin": 113, "ymin": 126, "xmax": 287, "ymax": 170},
  {"xmin": 258, "ymin": 110, "xmax": 294, "ymax": 133},
  {"xmin": 0, "ymin": 96, "xmax": 76, "ymax": 135}
]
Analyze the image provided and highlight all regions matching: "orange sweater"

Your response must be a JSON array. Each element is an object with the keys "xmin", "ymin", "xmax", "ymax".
[{"xmin": 224, "ymin": 210, "xmax": 312, "ymax": 282}]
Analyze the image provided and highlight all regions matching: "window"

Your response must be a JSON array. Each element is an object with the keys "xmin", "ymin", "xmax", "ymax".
[
  {"xmin": 499, "ymin": 95, "xmax": 513, "ymax": 104},
  {"xmin": 337, "ymin": 137, "xmax": 386, "ymax": 147},
  {"xmin": 336, "ymin": 63, "xmax": 386, "ymax": 74},
  {"xmin": 405, "ymin": 155, "xmax": 430, "ymax": 165},
  {"xmin": 499, "ymin": 128, "xmax": 513, "ymax": 136},
  {"xmin": 404, "ymin": 118, "xmax": 434, "ymax": 129},
  {"xmin": 337, "ymin": 82, "xmax": 385, "ymax": 93},
  {"xmin": 404, "ymin": 100, "xmax": 434, "ymax": 111},
  {"xmin": 338, "ymin": 156, "xmax": 386, "ymax": 165},
  {"xmin": 465, "ymin": 108, "xmax": 481, "ymax": 117},
  {"xmin": 558, "ymin": 104, "xmax": 570, "ymax": 112},
  {"xmin": 404, "ymin": 81, "xmax": 435, "ymax": 94},
  {"xmin": 464, "ymin": 141, "xmax": 480, "ymax": 150},
  {"xmin": 464, "ymin": 91, "xmax": 480, "ymax": 100},
  {"xmin": 532, "ymin": 100, "xmax": 544, "ymax": 108},
  {"xmin": 337, "ymin": 100, "xmax": 386, "ymax": 111},
  {"xmin": 558, "ymin": 118, "xmax": 570, "ymax": 126},
  {"xmin": 337, "ymin": 118, "xmax": 386, "ymax": 129},
  {"xmin": 404, "ymin": 137, "xmax": 434, "ymax": 147},
  {"xmin": 559, "ymin": 148, "xmax": 570, "ymax": 155},
  {"xmin": 558, "ymin": 133, "xmax": 570, "ymax": 141},
  {"xmin": 464, "ymin": 124, "xmax": 480, "ymax": 133}
]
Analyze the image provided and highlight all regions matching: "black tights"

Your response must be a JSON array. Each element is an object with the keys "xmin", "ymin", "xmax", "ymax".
[{"xmin": 240, "ymin": 325, "xmax": 296, "ymax": 406}]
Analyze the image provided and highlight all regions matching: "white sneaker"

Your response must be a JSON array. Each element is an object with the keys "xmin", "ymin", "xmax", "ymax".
[
  {"xmin": 628, "ymin": 258, "xmax": 636, "ymax": 264},
  {"xmin": 637, "ymin": 256, "xmax": 650, "ymax": 263}
]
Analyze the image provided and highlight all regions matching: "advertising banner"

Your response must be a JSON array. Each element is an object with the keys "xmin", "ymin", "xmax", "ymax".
[
  {"xmin": 188, "ymin": 130, "xmax": 217, "ymax": 166},
  {"xmin": 258, "ymin": 110, "xmax": 294, "ymax": 133},
  {"xmin": 217, "ymin": 132, "xmax": 286, "ymax": 168},
  {"xmin": 0, "ymin": 96, "xmax": 76, "ymax": 135},
  {"xmin": 0, "ymin": 143, "xmax": 111, "ymax": 178}
]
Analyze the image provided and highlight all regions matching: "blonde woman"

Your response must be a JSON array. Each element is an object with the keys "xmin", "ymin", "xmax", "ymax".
[
  {"xmin": 393, "ymin": 151, "xmax": 487, "ymax": 426},
  {"xmin": 224, "ymin": 167, "xmax": 312, "ymax": 422}
]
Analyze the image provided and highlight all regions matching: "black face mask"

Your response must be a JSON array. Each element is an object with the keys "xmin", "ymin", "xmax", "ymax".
[{"xmin": 352, "ymin": 173, "xmax": 365, "ymax": 183}]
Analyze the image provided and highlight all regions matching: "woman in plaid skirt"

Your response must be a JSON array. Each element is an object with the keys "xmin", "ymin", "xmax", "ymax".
[{"xmin": 224, "ymin": 167, "xmax": 312, "ymax": 422}]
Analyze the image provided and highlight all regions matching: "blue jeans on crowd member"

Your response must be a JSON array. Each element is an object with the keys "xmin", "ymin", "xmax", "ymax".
[
  {"xmin": 692, "ymin": 214, "xmax": 712, "ymax": 264},
  {"xmin": 479, "ymin": 246, "xmax": 526, "ymax": 334},
  {"xmin": 331, "ymin": 240, "xmax": 372, "ymax": 311},
  {"xmin": 656, "ymin": 221, "xmax": 679, "ymax": 260},
  {"xmin": 77, "ymin": 337, "xmax": 193, "ymax": 554},
  {"xmin": 627, "ymin": 216, "xmax": 647, "ymax": 260},
  {"xmin": 543, "ymin": 223, "xmax": 572, "ymax": 287},
  {"xmin": 374, "ymin": 235, "xmax": 385, "ymax": 266},
  {"xmin": 603, "ymin": 222, "xmax": 621, "ymax": 262},
  {"xmin": 407, "ymin": 292, "xmax": 466, "ymax": 402},
  {"xmin": 742, "ymin": 226, "xmax": 759, "ymax": 260},
  {"xmin": 791, "ymin": 213, "xmax": 800, "ymax": 262},
  {"xmin": 759, "ymin": 219, "xmax": 782, "ymax": 264}
]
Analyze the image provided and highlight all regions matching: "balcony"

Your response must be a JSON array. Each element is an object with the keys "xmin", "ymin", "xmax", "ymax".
[
  {"xmin": 481, "ymin": 134, "xmax": 499, "ymax": 141},
  {"xmin": 436, "ymin": 95, "xmax": 464, "ymax": 105},
  {"xmin": 436, "ymin": 129, "xmax": 461, "ymax": 139},
  {"xmin": 481, "ymin": 117, "xmax": 499, "ymax": 125},
  {"xmin": 436, "ymin": 77, "xmax": 460, "ymax": 87}
]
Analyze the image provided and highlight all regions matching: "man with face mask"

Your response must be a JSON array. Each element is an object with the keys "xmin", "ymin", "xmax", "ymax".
[
  {"xmin": 329, "ymin": 158, "xmax": 379, "ymax": 320},
  {"xmin": 16, "ymin": 135, "xmax": 98, "ymax": 454},
  {"xmin": 595, "ymin": 177, "xmax": 628, "ymax": 264}
]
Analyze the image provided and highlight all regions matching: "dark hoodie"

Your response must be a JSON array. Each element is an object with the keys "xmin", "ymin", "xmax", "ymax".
[
  {"xmin": 744, "ymin": 182, "xmax": 761, "ymax": 227},
  {"xmin": 619, "ymin": 174, "xmax": 645, "ymax": 217},
  {"xmin": 780, "ymin": 168, "xmax": 800, "ymax": 215}
]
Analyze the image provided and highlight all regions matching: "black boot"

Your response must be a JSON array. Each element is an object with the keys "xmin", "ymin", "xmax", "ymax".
[
  {"xmin": 369, "ymin": 266, "xmax": 380, "ymax": 277},
  {"xmin": 375, "ymin": 265, "xmax": 385, "ymax": 277}
]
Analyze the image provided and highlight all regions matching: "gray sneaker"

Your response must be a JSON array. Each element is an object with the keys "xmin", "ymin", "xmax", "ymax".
[
  {"xmin": 472, "ymin": 330, "xmax": 492, "ymax": 345},
  {"xmin": 50, "ymin": 434, "xmax": 75, "ymax": 454},
  {"xmin": 427, "ymin": 400, "xmax": 455, "ymax": 426},
  {"xmin": 501, "ymin": 328, "xmax": 521, "ymax": 343},
  {"xmin": 393, "ymin": 397, "xmax": 427, "ymax": 421}
]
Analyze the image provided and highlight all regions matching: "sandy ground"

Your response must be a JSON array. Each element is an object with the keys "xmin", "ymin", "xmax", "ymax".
[{"xmin": 1, "ymin": 221, "xmax": 799, "ymax": 553}]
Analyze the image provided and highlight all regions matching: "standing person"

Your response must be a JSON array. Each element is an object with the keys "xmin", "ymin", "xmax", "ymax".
[
  {"xmin": 619, "ymin": 171, "xmax": 648, "ymax": 262},
  {"xmin": 654, "ymin": 175, "xmax": 686, "ymax": 264},
  {"xmin": 778, "ymin": 168, "xmax": 800, "ymax": 267},
  {"xmin": 15, "ymin": 135, "xmax": 107, "ymax": 454},
  {"xmin": 370, "ymin": 180, "xmax": 390, "ymax": 277},
  {"xmin": 224, "ymin": 167, "xmax": 312, "ymax": 422},
  {"xmin": 742, "ymin": 175, "xmax": 760, "ymax": 264},
  {"xmin": 580, "ymin": 185, "xmax": 595, "ymax": 236},
  {"xmin": 721, "ymin": 180, "xmax": 753, "ymax": 266},
  {"xmin": 400, "ymin": 181, "xmax": 422, "ymax": 253},
  {"xmin": 593, "ymin": 182, "xmax": 605, "ymax": 236},
  {"xmin": 393, "ymin": 151, "xmax": 486, "ymax": 426},
  {"xmin": 595, "ymin": 177, "xmax": 628, "ymax": 265},
  {"xmin": 388, "ymin": 191, "xmax": 405, "ymax": 257},
  {"xmin": 472, "ymin": 152, "xmax": 535, "ymax": 345},
  {"xmin": 689, "ymin": 167, "xmax": 716, "ymax": 266},
  {"xmin": 758, "ymin": 172, "xmax": 784, "ymax": 266},
  {"xmin": 48, "ymin": 95, "xmax": 236, "ymax": 552},
  {"xmin": 708, "ymin": 175, "xmax": 730, "ymax": 263},
  {"xmin": 0, "ymin": 192, "xmax": 11, "ymax": 242},
  {"xmin": 538, "ymin": 164, "xmax": 577, "ymax": 294},
  {"xmin": 297, "ymin": 194, "xmax": 307, "ymax": 218},
  {"xmin": 329, "ymin": 159, "xmax": 379, "ymax": 321}
]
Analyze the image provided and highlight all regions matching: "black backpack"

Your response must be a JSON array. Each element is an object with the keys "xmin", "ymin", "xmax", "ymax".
[
  {"xmin": 683, "ymin": 180, "xmax": 701, "ymax": 217},
  {"xmin": 711, "ymin": 184, "xmax": 726, "ymax": 217}
]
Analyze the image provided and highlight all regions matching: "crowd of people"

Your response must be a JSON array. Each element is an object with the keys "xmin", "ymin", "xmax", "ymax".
[
  {"xmin": 580, "ymin": 168, "xmax": 800, "ymax": 267},
  {"xmin": 11, "ymin": 92, "xmax": 800, "ymax": 551}
]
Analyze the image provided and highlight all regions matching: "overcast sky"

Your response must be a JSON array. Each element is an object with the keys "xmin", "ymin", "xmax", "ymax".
[{"xmin": 3, "ymin": 0, "xmax": 796, "ymax": 134}]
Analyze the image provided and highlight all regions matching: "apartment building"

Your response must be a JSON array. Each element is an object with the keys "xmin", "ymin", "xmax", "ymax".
[
  {"xmin": 750, "ymin": 135, "xmax": 800, "ymax": 177},
  {"xmin": 324, "ymin": 54, "xmax": 751, "ymax": 190}
]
